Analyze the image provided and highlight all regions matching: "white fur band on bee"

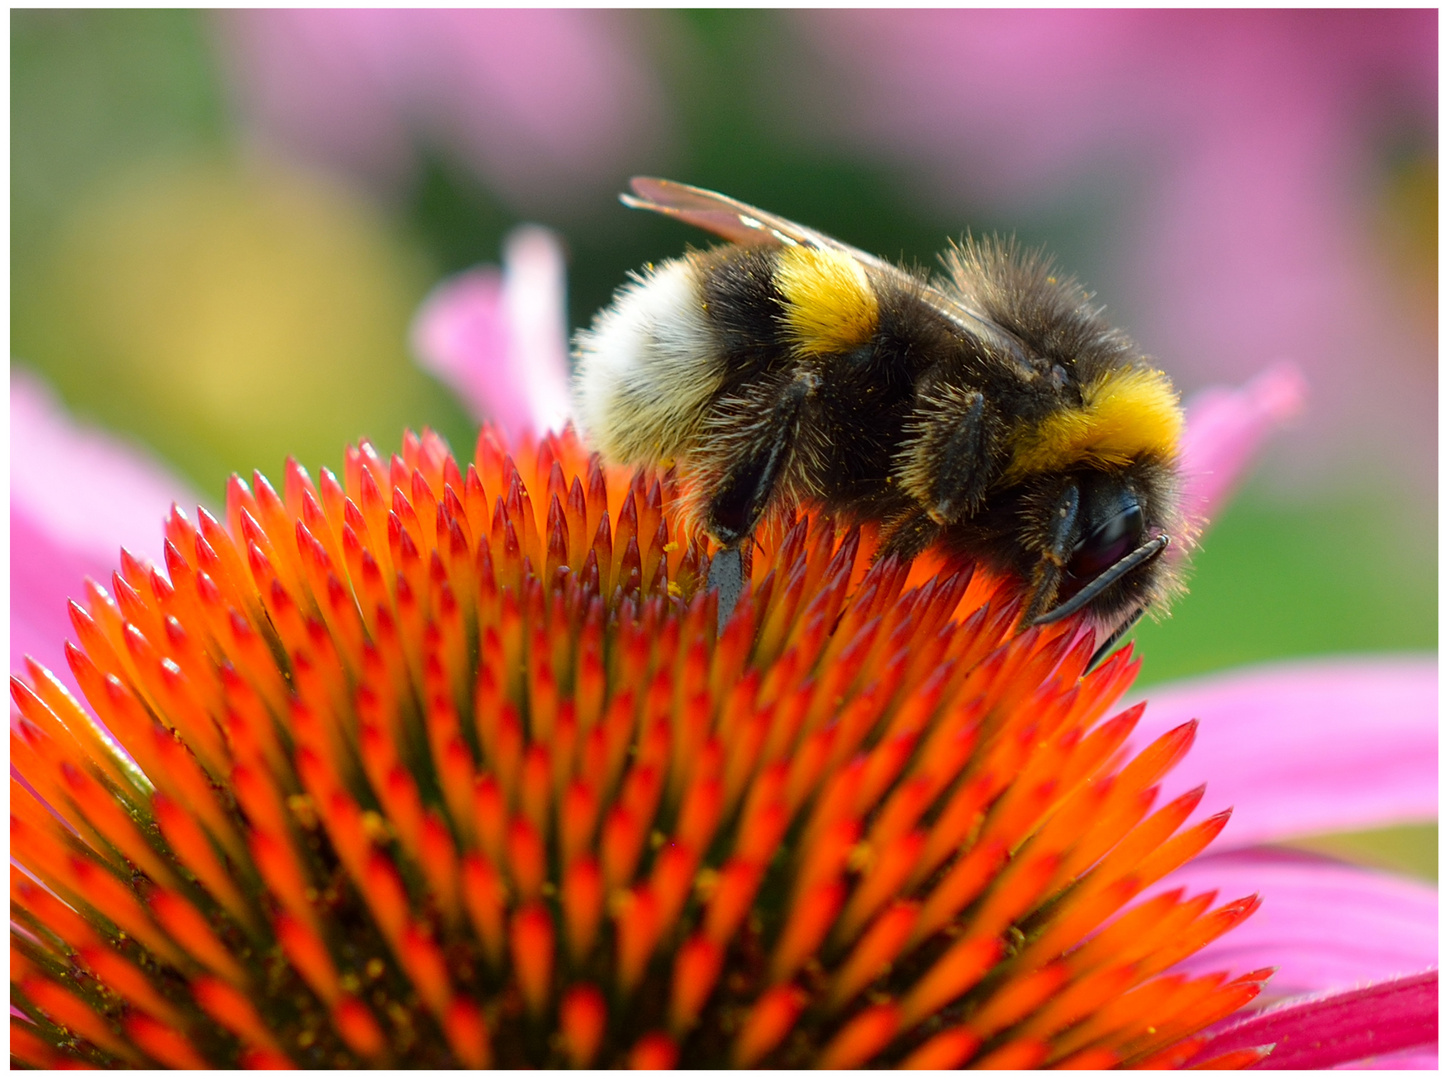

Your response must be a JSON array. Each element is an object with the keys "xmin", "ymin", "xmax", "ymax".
[{"xmin": 573, "ymin": 257, "xmax": 722, "ymax": 467}]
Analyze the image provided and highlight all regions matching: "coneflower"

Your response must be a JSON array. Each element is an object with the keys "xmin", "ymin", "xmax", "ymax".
[{"xmin": 10, "ymin": 422, "xmax": 1275, "ymax": 1069}]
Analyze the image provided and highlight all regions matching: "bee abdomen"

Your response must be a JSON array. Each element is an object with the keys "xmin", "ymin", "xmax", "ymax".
[
  {"xmin": 773, "ymin": 246, "xmax": 880, "ymax": 357},
  {"xmin": 691, "ymin": 244, "xmax": 883, "ymax": 366},
  {"xmin": 573, "ymin": 257, "xmax": 723, "ymax": 465}
]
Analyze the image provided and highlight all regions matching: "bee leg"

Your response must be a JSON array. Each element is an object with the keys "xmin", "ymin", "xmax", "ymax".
[
  {"xmin": 705, "ymin": 374, "xmax": 814, "ymax": 629},
  {"xmin": 924, "ymin": 390, "xmax": 989, "ymax": 523},
  {"xmin": 1022, "ymin": 479, "xmax": 1081, "ymax": 624},
  {"xmin": 706, "ymin": 375, "xmax": 813, "ymax": 545},
  {"xmin": 879, "ymin": 510, "xmax": 943, "ymax": 562}
]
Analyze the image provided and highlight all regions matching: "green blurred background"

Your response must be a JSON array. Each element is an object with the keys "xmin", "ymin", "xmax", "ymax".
[{"xmin": 11, "ymin": 11, "xmax": 1436, "ymax": 880}]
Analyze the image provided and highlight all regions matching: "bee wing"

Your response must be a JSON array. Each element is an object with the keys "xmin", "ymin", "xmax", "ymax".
[
  {"xmin": 624, "ymin": 177, "xmax": 1013, "ymax": 345},
  {"xmin": 625, "ymin": 177, "xmax": 898, "ymax": 270}
]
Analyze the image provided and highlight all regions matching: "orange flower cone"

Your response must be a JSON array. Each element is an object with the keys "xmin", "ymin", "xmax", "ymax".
[{"xmin": 11, "ymin": 425, "xmax": 1267, "ymax": 1068}]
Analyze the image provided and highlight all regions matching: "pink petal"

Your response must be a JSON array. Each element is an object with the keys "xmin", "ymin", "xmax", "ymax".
[
  {"xmin": 1158, "ymin": 850, "xmax": 1437, "ymax": 999},
  {"xmin": 10, "ymin": 505, "xmax": 108, "ymax": 698},
  {"xmin": 1125, "ymin": 656, "xmax": 1436, "ymax": 847},
  {"xmin": 1332, "ymin": 1045, "xmax": 1439, "ymax": 1070},
  {"xmin": 411, "ymin": 267, "xmax": 515, "ymax": 423},
  {"xmin": 10, "ymin": 371, "xmax": 198, "ymax": 688},
  {"xmin": 10, "ymin": 370, "xmax": 196, "ymax": 567},
  {"xmin": 1332, "ymin": 1042, "xmax": 1436, "ymax": 1071},
  {"xmin": 1191, "ymin": 970, "xmax": 1437, "ymax": 1070},
  {"xmin": 1178, "ymin": 362, "xmax": 1307, "ymax": 529},
  {"xmin": 499, "ymin": 226, "xmax": 574, "ymax": 433},
  {"xmin": 411, "ymin": 226, "xmax": 573, "ymax": 436}
]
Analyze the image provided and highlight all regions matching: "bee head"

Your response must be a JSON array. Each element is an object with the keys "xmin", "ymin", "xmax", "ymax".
[{"xmin": 1015, "ymin": 465, "xmax": 1178, "ymax": 633}]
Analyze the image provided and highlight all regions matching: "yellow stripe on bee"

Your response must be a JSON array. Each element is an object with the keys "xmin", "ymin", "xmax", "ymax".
[
  {"xmin": 1007, "ymin": 366, "xmax": 1183, "ymax": 478},
  {"xmin": 775, "ymin": 246, "xmax": 879, "ymax": 356}
]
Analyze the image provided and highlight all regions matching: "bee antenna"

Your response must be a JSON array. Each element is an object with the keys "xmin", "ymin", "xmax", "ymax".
[{"xmin": 1032, "ymin": 534, "xmax": 1170, "ymax": 626}]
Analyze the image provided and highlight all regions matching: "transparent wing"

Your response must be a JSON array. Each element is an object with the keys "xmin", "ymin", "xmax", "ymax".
[
  {"xmin": 624, "ymin": 178, "xmax": 1016, "ymax": 347},
  {"xmin": 625, "ymin": 177, "xmax": 902, "ymax": 273}
]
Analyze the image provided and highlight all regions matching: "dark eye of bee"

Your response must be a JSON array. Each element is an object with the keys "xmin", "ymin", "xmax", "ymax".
[{"xmin": 1068, "ymin": 490, "xmax": 1145, "ymax": 582}]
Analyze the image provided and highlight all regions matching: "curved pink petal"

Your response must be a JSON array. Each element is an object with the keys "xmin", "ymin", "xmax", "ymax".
[
  {"xmin": 10, "ymin": 371, "xmax": 196, "ymax": 566},
  {"xmin": 1178, "ymin": 362, "xmax": 1306, "ymax": 529},
  {"xmin": 411, "ymin": 266, "xmax": 512, "ymax": 422},
  {"xmin": 1332, "ymin": 1045, "xmax": 1439, "ymax": 1070},
  {"xmin": 1191, "ymin": 970, "xmax": 1437, "ymax": 1070},
  {"xmin": 1158, "ymin": 850, "xmax": 1437, "ymax": 1000},
  {"xmin": 11, "ymin": 371, "xmax": 199, "ymax": 687},
  {"xmin": 499, "ymin": 226, "xmax": 574, "ymax": 433},
  {"xmin": 1125, "ymin": 656, "xmax": 1436, "ymax": 847},
  {"xmin": 11, "ymin": 506, "xmax": 108, "ymax": 699},
  {"xmin": 411, "ymin": 226, "xmax": 572, "ymax": 437}
]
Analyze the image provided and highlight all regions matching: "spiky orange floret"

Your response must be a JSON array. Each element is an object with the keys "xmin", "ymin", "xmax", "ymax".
[{"xmin": 10, "ymin": 425, "xmax": 1262, "ymax": 1068}]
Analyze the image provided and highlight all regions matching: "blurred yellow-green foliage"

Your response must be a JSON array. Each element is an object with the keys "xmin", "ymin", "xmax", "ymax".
[{"xmin": 12, "ymin": 8, "xmax": 1436, "ymax": 726}]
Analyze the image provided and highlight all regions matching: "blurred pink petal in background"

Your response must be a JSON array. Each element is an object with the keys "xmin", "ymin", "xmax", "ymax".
[
  {"xmin": 1165, "ymin": 850, "xmax": 1436, "ymax": 1002},
  {"xmin": 1128, "ymin": 656, "xmax": 1437, "ymax": 849},
  {"xmin": 791, "ymin": 9, "xmax": 1435, "ymax": 487},
  {"xmin": 218, "ymin": 9, "xmax": 667, "ymax": 210},
  {"xmin": 410, "ymin": 225, "xmax": 573, "ymax": 437},
  {"xmin": 1125, "ymin": 654, "xmax": 1437, "ymax": 1066},
  {"xmin": 1178, "ymin": 363, "xmax": 1306, "ymax": 529},
  {"xmin": 1129, "ymin": 655, "xmax": 1437, "ymax": 1066},
  {"xmin": 10, "ymin": 370, "xmax": 199, "ymax": 691},
  {"xmin": 1333, "ymin": 1044, "xmax": 1440, "ymax": 1071}
]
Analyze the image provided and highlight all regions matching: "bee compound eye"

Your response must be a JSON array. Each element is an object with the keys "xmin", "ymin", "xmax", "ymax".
[{"xmin": 1068, "ymin": 498, "xmax": 1144, "ymax": 582}]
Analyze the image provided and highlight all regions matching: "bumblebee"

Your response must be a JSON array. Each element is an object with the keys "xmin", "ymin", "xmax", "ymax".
[{"xmin": 574, "ymin": 179, "xmax": 1186, "ymax": 659}]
